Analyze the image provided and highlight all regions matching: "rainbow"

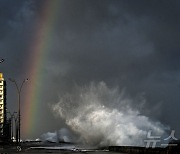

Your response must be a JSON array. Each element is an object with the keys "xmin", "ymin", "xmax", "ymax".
[{"xmin": 22, "ymin": 0, "xmax": 60, "ymax": 138}]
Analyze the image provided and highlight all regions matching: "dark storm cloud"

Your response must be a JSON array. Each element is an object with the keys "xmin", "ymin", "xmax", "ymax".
[
  {"xmin": 46, "ymin": 0, "xmax": 180, "ymax": 89},
  {"xmin": 0, "ymin": 0, "xmax": 37, "ymax": 75},
  {"xmin": 1, "ymin": 0, "xmax": 180, "ymax": 139}
]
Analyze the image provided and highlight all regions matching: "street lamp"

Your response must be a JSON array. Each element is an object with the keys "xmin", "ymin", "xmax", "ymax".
[
  {"xmin": 0, "ymin": 59, "xmax": 4, "ymax": 63},
  {"xmin": 9, "ymin": 78, "xmax": 28, "ymax": 143}
]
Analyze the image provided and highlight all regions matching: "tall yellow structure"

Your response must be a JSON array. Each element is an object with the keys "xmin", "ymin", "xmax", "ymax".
[{"xmin": 0, "ymin": 73, "xmax": 6, "ymax": 136}]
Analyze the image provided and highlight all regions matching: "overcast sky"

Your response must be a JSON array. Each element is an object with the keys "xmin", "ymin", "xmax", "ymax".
[{"xmin": 0, "ymin": 0, "xmax": 180, "ymax": 141}]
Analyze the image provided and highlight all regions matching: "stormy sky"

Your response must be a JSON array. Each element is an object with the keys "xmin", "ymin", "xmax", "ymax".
[{"xmin": 0, "ymin": 0, "xmax": 180, "ymax": 142}]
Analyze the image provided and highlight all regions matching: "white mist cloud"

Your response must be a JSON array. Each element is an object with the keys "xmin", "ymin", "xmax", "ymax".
[
  {"xmin": 40, "ymin": 128, "xmax": 73, "ymax": 143},
  {"xmin": 52, "ymin": 82, "xmax": 168, "ymax": 147}
]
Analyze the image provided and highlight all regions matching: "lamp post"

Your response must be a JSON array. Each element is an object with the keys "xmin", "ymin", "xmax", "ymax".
[
  {"xmin": 14, "ymin": 114, "xmax": 18, "ymax": 143},
  {"xmin": 9, "ymin": 78, "xmax": 28, "ymax": 143}
]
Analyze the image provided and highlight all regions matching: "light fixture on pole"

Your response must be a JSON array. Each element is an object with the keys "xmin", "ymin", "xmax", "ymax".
[
  {"xmin": 9, "ymin": 78, "xmax": 28, "ymax": 143},
  {"xmin": 0, "ymin": 59, "xmax": 4, "ymax": 63}
]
